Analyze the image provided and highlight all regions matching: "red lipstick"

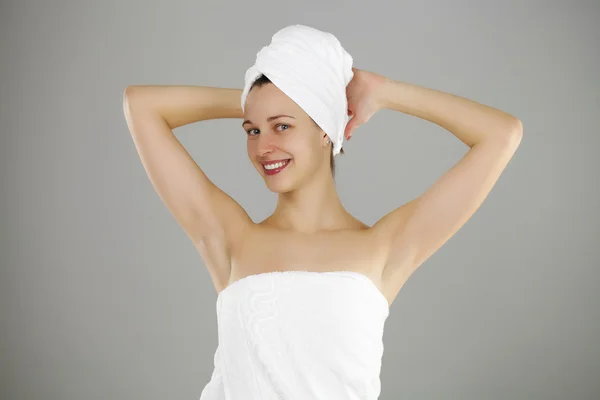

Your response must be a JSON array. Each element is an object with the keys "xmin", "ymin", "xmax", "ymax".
[{"xmin": 262, "ymin": 159, "xmax": 291, "ymax": 176}]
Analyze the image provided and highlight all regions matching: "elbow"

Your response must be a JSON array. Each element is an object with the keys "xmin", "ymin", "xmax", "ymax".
[
  {"xmin": 499, "ymin": 116, "xmax": 523, "ymax": 145},
  {"xmin": 122, "ymin": 86, "xmax": 136, "ymax": 108},
  {"xmin": 511, "ymin": 118, "xmax": 523, "ymax": 138},
  {"xmin": 123, "ymin": 85, "xmax": 150, "ymax": 102},
  {"xmin": 122, "ymin": 86, "xmax": 147, "ymax": 124},
  {"xmin": 487, "ymin": 117, "xmax": 523, "ymax": 148},
  {"xmin": 122, "ymin": 89, "xmax": 135, "ymax": 117},
  {"xmin": 123, "ymin": 85, "xmax": 141, "ymax": 102},
  {"xmin": 509, "ymin": 118, "xmax": 523, "ymax": 147},
  {"xmin": 501, "ymin": 117, "xmax": 523, "ymax": 148},
  {"xmin": 122, "ymin": 86, "xmax": 150, "ymax": 113}
]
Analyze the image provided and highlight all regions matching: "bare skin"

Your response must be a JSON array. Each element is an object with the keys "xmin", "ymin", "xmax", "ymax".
[{"xmin": 123, "ymin": 68, "xmax": 522, "ymax": 308}]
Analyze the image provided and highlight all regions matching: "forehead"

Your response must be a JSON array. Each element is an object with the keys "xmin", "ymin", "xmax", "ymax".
[{"xmin": 244, "ymin": 84, "xmax": 303, "ymax": 117}]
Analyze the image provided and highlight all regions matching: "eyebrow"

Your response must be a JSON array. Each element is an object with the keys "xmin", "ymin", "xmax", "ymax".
[{"xmin": 242, "ymin": 115, "xmax": 295, "ymax": 127}]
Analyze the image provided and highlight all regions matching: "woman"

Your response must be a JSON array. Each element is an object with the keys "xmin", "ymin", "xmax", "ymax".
[{"xmin": 123, "ymin": 25, "xmax": 522, "ymax": 400}]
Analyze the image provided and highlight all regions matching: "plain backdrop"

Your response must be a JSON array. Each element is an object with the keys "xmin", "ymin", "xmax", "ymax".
[{"xmin": 1, "ymin": 0, "xmax": 599, "ymax": 399}]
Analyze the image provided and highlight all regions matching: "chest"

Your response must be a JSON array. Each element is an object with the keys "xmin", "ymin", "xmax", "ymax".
[{"xmin": 229, "ymin": 226, "xmax": 387, "ymax": 284}]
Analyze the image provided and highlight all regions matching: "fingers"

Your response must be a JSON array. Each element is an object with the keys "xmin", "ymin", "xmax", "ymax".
[{"xmin": 344, "ymin": 118, "xmax": 358, "ymax": 140}]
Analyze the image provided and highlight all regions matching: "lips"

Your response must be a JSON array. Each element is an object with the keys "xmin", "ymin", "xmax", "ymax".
[{"xmin": 262, "ymin": 159, "xmax": 291, "ymax": 176}]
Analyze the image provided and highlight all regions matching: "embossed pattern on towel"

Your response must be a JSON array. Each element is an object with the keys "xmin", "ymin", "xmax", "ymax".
[{"xmin": 199, "ymin": 270, "xmax": 389, "ymax": 400}]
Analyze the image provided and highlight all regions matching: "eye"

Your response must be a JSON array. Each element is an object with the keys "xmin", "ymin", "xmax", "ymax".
[{"xmin": 246, "ymin": 124, "xmax": 290, "ymax": 136}]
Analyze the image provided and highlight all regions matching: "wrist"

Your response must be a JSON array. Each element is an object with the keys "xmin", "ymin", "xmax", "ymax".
[{"xmin": 374, "ymin": 75, "xmax": 396, "ymax": 111}]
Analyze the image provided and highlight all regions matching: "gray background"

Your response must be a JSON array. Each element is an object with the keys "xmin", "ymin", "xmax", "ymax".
[{"xmin": 1, "ymin": 0, "xmax": 599, "ymax": 399}]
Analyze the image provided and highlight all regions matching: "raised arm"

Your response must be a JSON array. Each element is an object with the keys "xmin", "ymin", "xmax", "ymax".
[
  {"xmin": 368, "ymin": 76, "xmax": 523, "ymax": 295},
  {"xmin": 122, "ymin": 85, "xmax": 252, "ymax": 291}
]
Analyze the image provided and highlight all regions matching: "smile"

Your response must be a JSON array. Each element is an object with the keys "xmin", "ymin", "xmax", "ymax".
[{"xmin": 262, "ymin": 159, "xmax": 291, "ymax": 175}]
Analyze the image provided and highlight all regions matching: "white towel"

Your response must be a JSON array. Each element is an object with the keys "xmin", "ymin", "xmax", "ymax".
[
  {"xmin": 199, "ymin": 270, "xmax": 389, "ymax": 399},
  {"xmin": 241, "ymin": 24, "xmax": 354, "ymax": 156}
]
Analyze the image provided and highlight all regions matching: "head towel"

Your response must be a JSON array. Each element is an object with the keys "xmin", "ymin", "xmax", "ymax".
[{"xmin": 241, "ymin": 24, "xmax": 354, "ymax": 156}]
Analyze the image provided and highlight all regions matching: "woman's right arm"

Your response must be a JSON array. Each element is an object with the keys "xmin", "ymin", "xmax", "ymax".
[{"xmin": 122, "ymin": 86, "xmax": 252, "ymax": 284}]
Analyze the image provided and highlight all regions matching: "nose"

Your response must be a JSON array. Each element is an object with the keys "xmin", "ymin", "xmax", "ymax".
[{"xmin": 256, "ymin": 133, "xmax": 278, "ymax": 156}]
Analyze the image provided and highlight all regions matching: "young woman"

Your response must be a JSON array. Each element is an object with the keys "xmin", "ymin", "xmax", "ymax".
[{"xmin": 123, "ymin": 31, "xmax": 522, "ymax": 400}]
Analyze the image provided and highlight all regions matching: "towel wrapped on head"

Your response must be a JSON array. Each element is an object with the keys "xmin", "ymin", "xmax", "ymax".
[{"xmin": 241, "ymin": 24, "xmax": 354, "ymax": 156}]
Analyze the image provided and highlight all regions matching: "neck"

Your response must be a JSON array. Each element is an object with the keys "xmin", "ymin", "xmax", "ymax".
[{"xmin": 268, "ymin": 169, "xmax": 349, "ymax": 233}]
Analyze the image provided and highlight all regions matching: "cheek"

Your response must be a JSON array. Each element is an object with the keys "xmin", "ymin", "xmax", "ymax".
[
  {"xmin": 292, "ymin": 144, "xmax": 322, "ymax": 172},
  {"xmin": 246, "ymin": 139, "xmax": 258, "ymax": 157},
  {"xmin": 291, "ymin": 135, "xmax": 321, "ymax": 166},
  {"xmin": 246, "ymin": 141, "xmax": 260, "ymax": 169},
  {"xmin": 290, "ymin": 128, "xmax": 320, "ymax": 154}
]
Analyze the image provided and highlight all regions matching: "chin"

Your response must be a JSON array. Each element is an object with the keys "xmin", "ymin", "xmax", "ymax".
[{"xmin": 263, "ymin": 178, "xmax": 296, "ymax": 194}]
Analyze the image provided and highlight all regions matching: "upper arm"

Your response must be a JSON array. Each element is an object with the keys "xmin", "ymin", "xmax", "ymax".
[
  {"xmin": 122, "ymin": 89, "xmax": 252, "ymax": 255},
  {"xmin": 374, "ymin": 128, "xmax": 523, "ymax": 288}
]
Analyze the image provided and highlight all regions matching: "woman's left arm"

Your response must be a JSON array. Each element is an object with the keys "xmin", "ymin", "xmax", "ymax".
[{"xmin": 370, "ymin": 76, "xmax": 523, "ymax": 288}]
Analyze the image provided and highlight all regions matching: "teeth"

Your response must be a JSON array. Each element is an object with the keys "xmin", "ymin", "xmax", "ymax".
[{"xmin": 264, "ymin": 160, "xmax": 288, "ymax": 170}]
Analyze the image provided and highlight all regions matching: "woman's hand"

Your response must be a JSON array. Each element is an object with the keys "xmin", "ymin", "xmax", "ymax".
[{"xmin": 344, "ymin": 67, "xmax": 388, "ymax": 140}]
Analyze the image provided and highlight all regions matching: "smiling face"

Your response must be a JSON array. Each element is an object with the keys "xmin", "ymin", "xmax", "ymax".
[{"xmin": 243, "ymin": 81, "xmax": 332, "ymax": 193}]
